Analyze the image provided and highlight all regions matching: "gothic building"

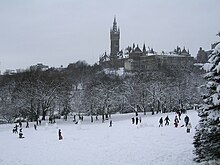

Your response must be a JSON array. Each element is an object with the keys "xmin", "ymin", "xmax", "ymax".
[
  {"xmin": 99, "ymin": 17, "xmax": 195, "ymax": 72},
  {"xmin": 99, "ymin": 17, "xmax": 124, "ymax": 68},
  {"xmin": 124, "ymin": 45, "xmax": 194, "ymax": 72}
]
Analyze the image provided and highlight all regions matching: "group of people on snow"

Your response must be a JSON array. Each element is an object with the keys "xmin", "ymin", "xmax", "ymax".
[
  {"xmin": 12, "ymin": 117, "xmax": 43, "ymax": 139},
  {"xmin": 12, "ymin": 121, "xmax": 24, "ymax": 138},
  {"xmin": 12, "ymin": 119, "xmax": 64, "ymax": 140},
  {"xmin": 12, "ymin": 108, "xmax": 193, "ymax": 142},
  {"xmin": 131, "ymin": 111, "xmax": 142, "ymax": 125},
  {"xmin": 159, "ymin": 115, "xmax": 170, "ymax": 127},
  {"xmin": 158, "ymin": 111, "xmax": 192, "ymax": 133}
]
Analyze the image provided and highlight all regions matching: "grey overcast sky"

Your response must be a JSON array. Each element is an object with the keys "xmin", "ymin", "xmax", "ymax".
[{"xmin": 0, "ymin": 0, "xmax": 219, "ymax": 72}]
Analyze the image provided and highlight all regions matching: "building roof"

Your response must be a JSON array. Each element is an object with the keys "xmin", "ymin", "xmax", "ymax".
[{"xmin": 134, "ymin": 46, "xmax": 142, "ymax": 53}]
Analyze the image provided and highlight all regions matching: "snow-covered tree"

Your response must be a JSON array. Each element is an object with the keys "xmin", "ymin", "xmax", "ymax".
[{"xmin": 193, "ymin": 41, "xmax": 220, "ymax": 163}]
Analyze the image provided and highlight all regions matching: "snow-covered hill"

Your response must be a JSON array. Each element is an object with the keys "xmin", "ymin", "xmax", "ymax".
[{"xmin": 0, "ymin": 110, "xmax": 200, "ymax": 165}]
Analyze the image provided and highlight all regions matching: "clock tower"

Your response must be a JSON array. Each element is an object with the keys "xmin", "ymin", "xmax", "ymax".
[{"xmin": 110, "ymin": 16, "xmax": 120, "ymax": 59}]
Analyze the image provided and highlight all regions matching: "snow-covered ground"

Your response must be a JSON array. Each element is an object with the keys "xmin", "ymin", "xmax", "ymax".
[{"xmin": 0, "ymin": 110, "xmax": 200, "ymax": 165}]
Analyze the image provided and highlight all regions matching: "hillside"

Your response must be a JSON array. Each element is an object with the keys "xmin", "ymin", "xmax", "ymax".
[{"xmin": 0, "ymin": 110, "xmax": 200, "ymax": 165}]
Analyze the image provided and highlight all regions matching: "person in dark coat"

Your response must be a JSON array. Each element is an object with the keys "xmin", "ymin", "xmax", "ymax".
[
  {"xmin": 49, "ymin": 116, "xmax": 52, "ymax": 124},
  {"xmin": 19, "ymin": 120, "xmax": 22, "ymax": 128},
  {"xmin": 19, "ymin": 128, "xmax": 24, "ymax": 138},
  {"xmin": 174, "ymin": 116, "xmax": 179, "ymax": 127},
  {"xmin": 184, "ymin": 115, "xmax": 190, "ymax": 127},
  {"xmin": 174, "ymin": 122, "xmax": 178, "ymax": 128},
  {"xmin": 102, "ymin": 114, "xmax": 105, "ymax": 123},
  {"xmin": 177, "ymin": 111, "xmax": 181, "ymax": 120},
  {"xmin": 105, "ymin": 114, "xmax": 109, "ymax": 120},
  {"xmin": 58, "ymin": 129, "xmax": 63, "ymax": 140},
  {"xmin": 135, "ymin": 117, "xmax": 139, "ymax": 125},
  {"xmin": 73, "ymin": 115, "xmax": 76, "ymax": 122},
  {"xmin": 174, "ymin": 116, "xmax": 179, "ymax": 123},
  {"xmin": 151, "ymin": 107, "xmax": 154, "ymax": 115},
  {"xmin": 131, "ymin": 117, "xmax": 135, "ymax": 124},
  {"xmin": 13, "ymin": 124, "xmax": 18, "ymax": 133},
  {"xmin": 159, "ymin": 117, "xmax": 163, "ymax": 127},
  {"xmin": 26, "ymin": 121, "xmax": 29, "ymax": 128},
  {"xmin": 34, "ymin": 124, "xmax": 37, "ymax": 130},
  {"xmin": 109, "ymin": 120, "xmax": 112, "ymax": 127},
  {"xmin": 164, "ymin": 115, "xmax": 170, "ymax": 125},
  {"xmin": 91, "ymin": 116, "xmax": 93, "ymax": 123},
  {"xmin": 186, "ymin": 122, "xmax": 192, "ymax": 133}
]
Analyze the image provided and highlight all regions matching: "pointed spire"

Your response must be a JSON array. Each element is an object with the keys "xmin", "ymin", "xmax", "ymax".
[
  {"xmin": 112, "ymin": 16, "xmax": 118, "ymax": 32},
  {"xmin": 143, "ymin": 43, "xmax": 147, "ymax": 55},
  {"xmin": 143, "ymin": 43, "xmax": 146, "ymax": 52},
  {"xmin": 113, "ymin": 16, "xmax": 116, "ymax": 25}
]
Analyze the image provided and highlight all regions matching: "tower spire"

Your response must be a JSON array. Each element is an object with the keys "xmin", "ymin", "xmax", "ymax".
[
  {"xmin": 110, "ymin": 16, "xmax": 120, "ymax": 58},
  {"xmin": 113, "ymin": 16, "xmax": 117, "ymax": 31},
  {"xmin": 143, "ymin": 43, "xmax": 147, "ymax": 55}
]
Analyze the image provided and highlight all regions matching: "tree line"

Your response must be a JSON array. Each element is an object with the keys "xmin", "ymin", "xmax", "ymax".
[{"xmin": 0, "ymin": 60, "xmax": 204, "ymax": 123}]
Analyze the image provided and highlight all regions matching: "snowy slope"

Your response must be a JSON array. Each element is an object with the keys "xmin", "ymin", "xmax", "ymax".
[{"xmin": 0, "ymin": 110, "xmax": 200, "ymax": 165}]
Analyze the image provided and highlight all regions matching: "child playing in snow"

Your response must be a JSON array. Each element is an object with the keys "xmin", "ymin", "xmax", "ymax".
[
  {"xmin": 12, "ymin": 124, "xmax": 18, "ymax": 133},
  {"xmin": 174, "ymin": 116, "xmax": 179, "ymax": 128},
  {"xmin": 18, "ymin": 128, "xmax": 24, "ymax": 138},
  {"xmin": 58, "ymin": 129, "xmax": 63, "ymax": 140},
  {"xmin": 186, "ymin": 122, "xmax": 192, "ymax": 133},
  {"xmin": 159, "ymin": 117, "xmax": 163, "ymax": 127},
  {"xmin": 164, "ymin": 115, "xmax": 170, "ymax": 125},
  {"xmin": 109, "ymin": 120, "xmax": 112, "ymax": 127}
]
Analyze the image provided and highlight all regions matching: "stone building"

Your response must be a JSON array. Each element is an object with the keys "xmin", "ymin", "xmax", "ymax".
[
  {"xmin": 124, "ymin": 45, "xmax": 194, "ymax": 72},
  {"xmin": 196, "ymin": 42, "xmax": 220, "ymax": 64},
  {"xmin": 196, "ymin": 47, "xmax": 208, "ymax": 63},
  {"xmin": 99, "ymin": 17, "xmax": 195, "ymax": 72}
]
